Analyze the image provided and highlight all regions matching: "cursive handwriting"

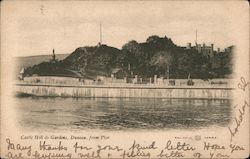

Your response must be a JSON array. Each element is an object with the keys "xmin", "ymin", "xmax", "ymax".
[
  {"xmin": 120, "ymin": 140, "xmax": 157, "ymax": 158},
  {"xmin": 156, "ymin": 140, "xmax": 195, "ymax": 158},
  {"xmin": 164, "ymin": 140, "xmax": 196, "ymax": 151},
  {"xmin": 5, "ymin": 137, "xmax": 246, "ymax": 158},
  {"xmin": 77, "ymin": 151, "xmax": 100, "ymax": 158},
  {"xmin": 237, "ymin": 77, "xmax": 250, "ymax": 91},
  {"xmin": 129, "ymin": 140, "xmax": 157, "ymax": 151},
  {"xmin": 203, "ymin": 142, "xmax": 225, "ymax": 151},
  {"xmin": 97, "ymin": 145, "xmax": 123, "ymax": 158},
  {"xmin": 157, "ymin": 150, "xmax": 184, "ymax": 158},
  {"xmin": 75, "ymin": 144, "xmax": 123, "ymax": 158},
  {"xmin": 209, "ymin": 152, "xmax": 230, "ymax": 159},
  {"xmin": 32, "ymin": 151, "xmax": 72, "ymax": 159},
  {"xmin": 229, "ymin": 144, "xmax": 245, "ymax": 153},
  {"xmin": 120, "ymin": 149, "xmax": 151, "ymax": 158},
  {"xmin": 6, "ymin": 152, "xmax": 24, "ymax": 159},
  {"xmin": 6, "ymin": 138, "xmax": 32, "ymax": 156},
  {"xmin": 97, "ymin": 145, "xmax": 123, "ymax": 152},
  {"xmin": 228, "ymin": 100, "xmax": 249, "ymax": 142},
  {"xmin": 73, "ymin": 142, "xmax": 92, "ymax": 153},
  {"xmin": 193, "ymin": 152, "xmax": 202, "ymax": 158},
  {"xmin": 39, "ymin": 141, "xmax": 67, "ymax": 151}
]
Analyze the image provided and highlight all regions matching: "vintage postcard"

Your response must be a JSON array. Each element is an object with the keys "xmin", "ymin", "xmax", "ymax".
[{"xmin": 1, "ymin": 1, "xmax": 249, "ymax": 159}]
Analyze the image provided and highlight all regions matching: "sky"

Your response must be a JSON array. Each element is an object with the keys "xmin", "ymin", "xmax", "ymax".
[{"xmin": 2, "ymin": 1, "xmax": 247, "ymax": 57}]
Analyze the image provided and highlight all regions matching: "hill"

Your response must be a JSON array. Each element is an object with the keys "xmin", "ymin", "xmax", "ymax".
[
  {"xmin": 15, "ymin": 54, "xmax": 69, "ymax": 73},
  {"xmin": 22, "ymin": 35, "xmax": 233, "ymax": 79}
]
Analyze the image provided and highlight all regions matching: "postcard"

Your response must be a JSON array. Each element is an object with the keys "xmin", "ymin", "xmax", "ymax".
[{"xmin": 1, "ymin": 1, "xmax": 249, "ymax": 159}]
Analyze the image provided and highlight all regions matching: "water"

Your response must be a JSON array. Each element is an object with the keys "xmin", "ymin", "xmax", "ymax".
[{"xmin": 15, "ymin": 97, "xmax": 231, "ymax": 131}]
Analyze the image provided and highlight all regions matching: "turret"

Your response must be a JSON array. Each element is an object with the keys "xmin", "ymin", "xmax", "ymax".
[
  {"xmin": 51, "ymin": 48, "xmax": 56, "ymax": 63},
  {"xmin": 217, "ymin": 48, "xmax": 220, "ymax": 53},
  {"xmin": 52, "ymin": 48, "xmax": 56, "ymax": 61},
  {"xmin": 211, "ymin": 44, "xmax": 214, "ymax": 51}
]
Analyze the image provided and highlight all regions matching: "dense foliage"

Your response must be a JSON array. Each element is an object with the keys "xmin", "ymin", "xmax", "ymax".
[{"xmin": 24, "ymin": 35, "xmax": 233, "ymax": 79}]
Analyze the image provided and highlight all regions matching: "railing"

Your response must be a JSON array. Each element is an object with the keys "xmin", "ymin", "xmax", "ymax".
[{"xmin": 16, "ymin": 76, "xmax": 235, "ymax": 88}]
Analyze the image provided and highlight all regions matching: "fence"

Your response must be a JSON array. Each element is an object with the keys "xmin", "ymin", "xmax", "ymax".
[{"xmin": 20, "ymin": 76, "xmax": 233, "ymax": 88}]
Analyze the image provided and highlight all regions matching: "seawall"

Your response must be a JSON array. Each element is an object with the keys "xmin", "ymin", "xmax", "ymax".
[{"xmin": 15, "ymin": 83, "xmax": 233, "ymax": 99}]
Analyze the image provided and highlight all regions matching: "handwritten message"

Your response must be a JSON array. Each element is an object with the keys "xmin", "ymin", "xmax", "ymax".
[
  {"xmin": 4, "ymin": 135, "xmax": 246, "ymax": 159},
  {"xmin": 228, "ymin": 76, "xmax": 249, "ymax": 142}
]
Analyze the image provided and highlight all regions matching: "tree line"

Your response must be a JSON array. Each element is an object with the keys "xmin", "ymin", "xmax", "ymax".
[{"xmin": 24, "ymin": 35, "xmax": 233, "ymax": 79}]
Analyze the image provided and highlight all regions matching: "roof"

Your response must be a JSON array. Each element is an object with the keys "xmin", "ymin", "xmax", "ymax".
[{"xmin": 111, "ymin": 68, "xmax": 121, "ymax": 74}]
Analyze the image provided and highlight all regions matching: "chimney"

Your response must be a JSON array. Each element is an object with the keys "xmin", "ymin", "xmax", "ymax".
[
  {"xmin": 203, "ymin": 43, "xmax": 206, "ymax": 48},
  {"xmin": 217, "ymin": 48, "xmax": 220, "ymax": 52}
]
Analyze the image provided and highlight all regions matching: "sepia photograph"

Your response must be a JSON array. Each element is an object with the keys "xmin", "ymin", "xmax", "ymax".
[
  {"xmin": 14, "ymin": 2, "xmax": 234, "ymax": 132},
  {"xmin": 1, "ymin": 1, "xmax": 249, "ymax": 159}
]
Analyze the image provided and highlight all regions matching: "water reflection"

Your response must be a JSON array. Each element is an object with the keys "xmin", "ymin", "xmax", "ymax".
[{"xmin": 15, "ymin": 97, "xmax": 231, "ymax": 131}]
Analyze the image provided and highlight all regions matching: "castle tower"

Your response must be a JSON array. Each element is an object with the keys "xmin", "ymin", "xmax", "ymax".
[
  {"xmin": 217, "ymin": 48, "xmax": 220, "ymax": 52},
  {"xmin": 210, "ymin": 44, "xmax": 214, "ymax": 57},
  {"xmin": 52, "ymin": 48, "xmax": 56, "ymax": 61},
  {"xmin": 211, "ymin": 44, "xmax": 214, "ymax": 52}
]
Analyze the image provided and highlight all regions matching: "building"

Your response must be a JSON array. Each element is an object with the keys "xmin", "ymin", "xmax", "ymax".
[
  {"xmin": 50, "ymin": 48, "xmax": 57, "ymax": 63},
  {"xmin": 186, "ymin": 42, "xmax": 214, "ymax": 57},
  {"xmin": 224, "ymin": 46, "xmax": 234, "ymax": 53},
  {"xmin": 185, "ymin": 30, "xmax": 214, "ymax": 57},
  {"xmin": 199, "ymin": 43, "xmax": 214, "ymax": 57},
  {"xmin": 18, "ymin": 68, "xmax": 25, "ymax": 80},
  {"xmin": 186, "ymin": 43, "xmax": 191, "ymax": 49}
]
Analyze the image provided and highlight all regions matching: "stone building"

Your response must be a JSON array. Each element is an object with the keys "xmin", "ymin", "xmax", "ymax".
[{"xmin": 186, "ymin": 43, "xmax": 214, "ymax": 57}]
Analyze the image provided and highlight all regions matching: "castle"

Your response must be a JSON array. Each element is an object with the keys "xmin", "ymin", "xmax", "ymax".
[
  {"xmin": 186, "ymin": 42, "xmax": 215, "ymax": 57},
  {"xmin": 185, "ymin": 30, "xmax": 222, "ymax": 58}
]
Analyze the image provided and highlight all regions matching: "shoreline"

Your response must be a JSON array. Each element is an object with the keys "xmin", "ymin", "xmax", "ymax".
[{"xmin": 15, "ymin": 83, "xmax": 233, "ymax": 99}]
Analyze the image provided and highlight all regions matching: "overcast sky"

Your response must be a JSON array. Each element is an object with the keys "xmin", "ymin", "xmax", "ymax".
[{"xmin": 2, "ymin": 1, "xmax": 247, "ymax": 57}]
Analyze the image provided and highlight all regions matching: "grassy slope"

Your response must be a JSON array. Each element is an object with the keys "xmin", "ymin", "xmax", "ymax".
[{"xmin": 14, "ymin": 54, "xmax": 69, "ymax": 74}]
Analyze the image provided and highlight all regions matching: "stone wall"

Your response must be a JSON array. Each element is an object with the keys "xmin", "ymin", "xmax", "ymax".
[{"xmin": 15, "ymin": 84, "xmax": 233, "ymax": 99}]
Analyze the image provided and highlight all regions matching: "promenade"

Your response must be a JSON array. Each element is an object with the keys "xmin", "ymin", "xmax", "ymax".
[{"xmin": 15, "ymin": 78, "xmax": 234, "ymax": 99}]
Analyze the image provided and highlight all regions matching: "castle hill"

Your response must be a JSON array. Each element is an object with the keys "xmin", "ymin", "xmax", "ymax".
[{"xmin": 15, "ymin": 35, "xmax": 234, "ymax": 99}]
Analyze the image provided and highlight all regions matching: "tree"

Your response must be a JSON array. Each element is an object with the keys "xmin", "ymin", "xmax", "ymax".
[
  {"xmin": 150, "ymin": 51, "xmax": 173, "ymax": 78},
  {"xmin": 176, "ymin": 53, "xmax": 193, "ymax": 78},
  {"xmin": 146, "ymin": 35, "xmax": 161, "ymax": 43},
  {"xmin": 122, "ymin": 40, "xmax": 139, "ymax": 53}
]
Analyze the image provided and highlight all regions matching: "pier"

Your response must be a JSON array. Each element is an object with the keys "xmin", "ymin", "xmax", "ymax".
[{"xmin": 15, "ymin": 80, "xmax": 233, "ymax": 99}]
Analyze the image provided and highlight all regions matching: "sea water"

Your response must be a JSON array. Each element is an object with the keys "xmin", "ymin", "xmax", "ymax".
[{"xmin": 15, "ymin": 97, "xmax": 231, "ymax": 131}]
